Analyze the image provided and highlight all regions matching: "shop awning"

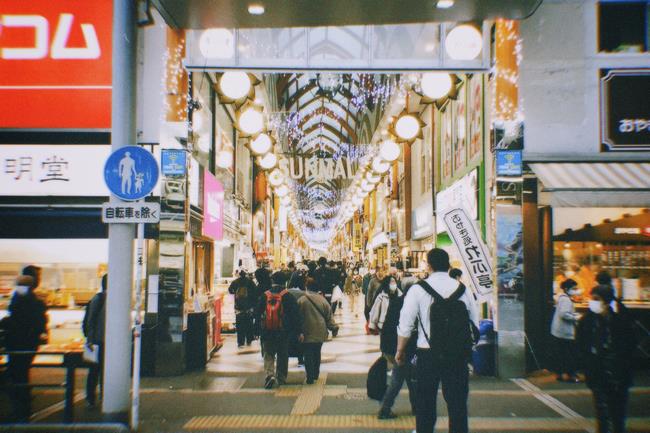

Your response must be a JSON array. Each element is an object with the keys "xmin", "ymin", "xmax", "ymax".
[{"xmin": 529, "ymin": 162, "xmax": 650, "ymax": 207}]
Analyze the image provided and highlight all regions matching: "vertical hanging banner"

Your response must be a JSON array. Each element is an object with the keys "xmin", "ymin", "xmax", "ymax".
[
  {"xmin": 443, "ymin": 207, "xmax": 493, "ymax": 298},
  {"xmin": 203, "ymin": 171, "xmax": 224, "ymax": 240},
  {"xmin": 0, "ymin": 0, "xmax": 113, "ymax": 129}
]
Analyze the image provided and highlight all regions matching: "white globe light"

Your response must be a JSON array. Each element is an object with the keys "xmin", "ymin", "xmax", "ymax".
[
  {"xmin": 395, "ymin": 114, "xmax": 420, "ymax": 141},
  {"xmin": 259, "ymin": 152, "xmax": 277, "ymax": 169},
  {"xmin": 281, "ymin": 196, "xmax": 291, "ymax": 206},
  {"xmin": 268, "ymin": 168, "xmax": 284, "ymax": 187},
  {"xmin": 352, "ymin": 196, "xmax": 364, "ymax": 206},
  {"xmin": 239, "ymin": 107, "xmax": 264, "ymax": 135},
  {"xmin": 220, "ymin": 72, "xmax": 251, "ymax": 100},
  {"xmin": 420, "ymin": 72, "xmax": 453, "ymax": 99},
  {"xmin": 359, "ymin": 189, "xmax": 370, "ymax": 198},
  {"xmin": 445, "ymin": 24, "xmax": 483, "ymax": 60},
  {"xmin": 216, "ymin": 150, "xmax": 233, "ymax": 169},
  {"xmin": 372, "ymin": 156, "xmax": 390, "ymax": 174},
  {"xmin": 199, "ymin": 28, "xmax": 234, "ymax": 59},
  {"xmin": 366, "ymin": 172, "xmax": 381, "ymax": 184},
  {"xmin": 250, "ymin": 133, "xmax": 272, "ymax": 155},
  {"xmin": 275, "ymin": 185, "xmax": 289, "ymax": 198},
  {"xmin": 361, "ymin": 180, "xmax": 374, "ymax": 192},
  {"xmin": 379, "ymin": 140, "xmax": 400, "ymax": 162}
]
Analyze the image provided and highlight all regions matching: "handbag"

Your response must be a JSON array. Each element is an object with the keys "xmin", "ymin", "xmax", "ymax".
[
  {"xmin": 366, "ymin": 356, "xmax": 388, "ymax": 400},
  {"xmin": 83, "ymin": 343, "xmax": 99, "ymax": 363}
]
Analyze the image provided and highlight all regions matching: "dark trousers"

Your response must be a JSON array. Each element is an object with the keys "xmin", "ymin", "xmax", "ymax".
[
  {"xmin": 235, "ymin": 312, "xmax": 254, "ymax": 346},
  {"xmin": 8, "ymin": 354, "xmax": 35, "ymax": 422},
  {"xmin": 592, "ymin": 383, "xmax": 629, "ymax": 433},
  {"xmin": 262, "ymin": 333, "xmax": 289, "ymax": 383},
  {"xmin": 415, "ymin": 349, "xmax": 469, "ymax": 433},
  {"xmin": 86, "ymin": 344, "xmax": 104, "ymax": 405},
  {"xmin": 553, "ymin": 336, "xmax": 577, "ymax": 377},
  {"xmin": 303, "ymin": 342, "xmax": 323, "ymax": 382},
  {"xmin": 381, "ymin": 357, "xmax": 416, "ymax": 413}
]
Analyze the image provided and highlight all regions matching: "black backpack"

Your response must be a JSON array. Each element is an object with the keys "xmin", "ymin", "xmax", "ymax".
[
  {"xmin": 366, "ymin": 356, "xmax": 387, "ymax": 400},
  {"xmin": 418, "ymin": 280, "xmax": 475, "ymax": 364}
]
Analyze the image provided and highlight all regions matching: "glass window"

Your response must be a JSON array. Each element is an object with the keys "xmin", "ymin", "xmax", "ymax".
[{"xmin": 599, "ymin": 1, "xmax": 649, "ymax": 52}]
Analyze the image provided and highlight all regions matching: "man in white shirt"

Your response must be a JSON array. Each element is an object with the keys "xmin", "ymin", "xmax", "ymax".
[{"xmin": 395, "ymin": 248, "xmax": 479, "ymax": 433}]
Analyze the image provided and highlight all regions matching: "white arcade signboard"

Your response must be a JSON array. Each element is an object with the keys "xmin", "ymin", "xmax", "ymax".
[{"xmin": 443, "ymin": 207, "xmax": 493, "ymax": 299}]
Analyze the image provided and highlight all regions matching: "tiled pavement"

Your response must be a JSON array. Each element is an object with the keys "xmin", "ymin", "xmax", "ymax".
[{"xmin": 2, "ymin": 295, "xmax": 650, "ymax": 432}]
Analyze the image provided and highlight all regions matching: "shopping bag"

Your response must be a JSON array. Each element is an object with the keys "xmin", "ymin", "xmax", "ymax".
[
  {"xmin": 83, "ymin": 343, "xmax": 99, "ymax": 363},
  {"xmin": 366, "ymin": 356, "xmax": 387, "ymax": 400},
  {"xmin": 331, "ymin": 285, "xmax": 344, "ymax": 304}
]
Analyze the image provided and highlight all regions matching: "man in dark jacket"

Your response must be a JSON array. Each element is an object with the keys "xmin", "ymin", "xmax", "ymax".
[
  {"xmin": 313, "ymin": 257, "xmax": 338, "ymax": 305},
  {"xmin": 82, "ymin": 274, "xmax": 107, "ymax": 408},
  {"xmin": 256, "ymin": 271, "xmax": 302, "ymax": 388},
  {"xmin": 228, "ymin": 270, "xmax": 258, "ymax": 347},
  {"xmin": 576, "ymin": 282, "xmax": 637, "ymax": 433},
  {"xmin": 3, "ymin": 273, "xmax": 48, "ymax": 422}
]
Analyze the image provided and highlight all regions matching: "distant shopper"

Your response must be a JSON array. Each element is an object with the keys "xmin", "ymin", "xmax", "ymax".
[
  {"xmin": 313, "ymin": 257, "xmax": 336, "ymax": 304},
  {"xmin": 297, "ymin": 278, "xmax": 338, "ymax": 384},
  {"xmin": 83, "ymin": 274, "xmax": 107, "ymax": 408},
  {"xmin": 257, "ymin": 271, "xmax": 302, "ymax": 389},
  {"xmin": 373, "ymin": 277, "xmax": 416, "ymax": 419},
  {"xmin": 550, "ymin": 278, "xmax": 581, "ymax": 382},
  {"xmin": 1, "ymin": 273, "xmax": 48, "ymax": 422},
  {"xmin": 229, "ymin": 270, "xmax": 258, "ymax": 348},
  {"xmin": 577, "ymin": 283, "xmax": 636, "ymax": 433},
  {"xmin": 364, "ymin": 267, "xmax": 384, "ymax": 322},
  {"xmin": 396, "ymin": 248, "xmax": 479, "ymax": 433},
  {"xmin": 368, "ymin": 276, "xmax": 396, "ymax": 333},
  {"xmin": 254, "ymin": 267, "xmax": 273, "ymax": 338}
]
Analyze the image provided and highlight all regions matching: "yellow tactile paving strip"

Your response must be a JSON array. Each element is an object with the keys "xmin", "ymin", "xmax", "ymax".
[
  {"xmin": 183, "ymin": 415, "xmax": 650, "ymax": 431},
  {"xmin": 290, "ymin": 373, "xmax": 328, "ymax": 415}
]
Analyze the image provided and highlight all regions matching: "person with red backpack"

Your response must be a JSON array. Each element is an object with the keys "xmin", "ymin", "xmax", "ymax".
[
  {"xmin": 395, "ymin": 248, "xmax": 479, "ymax": 433},
  {"xmin": 256, "ymin": 270, "xmax": 302, "ymax": 389}
]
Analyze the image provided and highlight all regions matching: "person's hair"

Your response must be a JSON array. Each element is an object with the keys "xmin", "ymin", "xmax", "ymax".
[
  {"xmin": 427, "ymin": 248, "xmax": 450, "ymax": 272},
  {"xmin": 305, "ymin": 277, "xmax": 318, "ymax": 292},
  {"xmin": 560, "ymin": 278, "xmax": 577, "ymax": 291},
  {"xmin": 288, "ymin": 261, "xmax": 295, "ymax": 269},
  {"xmin": 380, "ymin": 276, "xmax": 398, "ymax": 295},
  {"xmin": 22, "ymin": 265, "xmax": 41, "ymax": 288},
  {"xmin": 591, "ymin": 284, "xmax": 615, "ymax": 304},
  {"xmin": 292, "ymin": 273, "xmax": 306, "ymax": 290},
  {"xmin": 255, "ymin": 267, "xmax": 272, "ymax": 288},
  {"xmin": 328, "ymin": 260, "xmax": 335, "ymax": 267},
  {"xmin": 101, "ymin": 274, "xmax": 108, "ymax": 292},
  {"xmin": 272, "ymin": 271, "xmax": 288, "ymax": 286},
  {"xmin": 596, "ymin": 271, "xmax": 612, "ymax": 286},
  {"xmin": 318, "ymin": 257, "xmax": 327, "ymax": 267},
  {"xmin": 449, "ymin": 268, "xmax": 463, "ymax": 280}
]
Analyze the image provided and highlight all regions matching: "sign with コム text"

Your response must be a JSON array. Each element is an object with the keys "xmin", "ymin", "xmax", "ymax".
[
  {"xmin": 0, "ymin": 0, "xmax": 113, "ymax": 129},
  {"xmin": 443, "ymin": 207, "xmax": 493, "ymax": 299},
  {"xmin": 102, "ymin": 202, "xmax": 160, "ymax": 224}
]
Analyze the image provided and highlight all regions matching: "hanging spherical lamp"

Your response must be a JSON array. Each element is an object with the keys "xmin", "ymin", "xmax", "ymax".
[
  {"xmin": 238, "ymin": 106, "xmax": 265, "ymax": 136},
  {"xmin": 445, "ymin": 24, "xmax": 483, "ymax": 60},
  {"xmin": 372, "ymin": 156, "xmax": 390, "ymax": 174},
  {"xmin": 379, "ymin": 139, "xmax": 400, "ymax": 162},
  {"xmin": 219, "ymin": 72, "xmax": 251, "ymax": 101},
  {"xmin": 268, "ymin": 168, "xmax": 284, "ymax": 187},
  {"xmin": 395, "ymin": 114, "xmax": 420, "ymax": 141},
  {"xmin": 420, "ymin": 72, "xmax": 453, "ymax": 99},
  {"xmin": 258, "ymin": 152, "xmax": 277, "ymax": 169},
  {"xmin": 250, "ymin": 133, "xmax": 273, "ymax": 155},
  {"xmin": 199, "ymin": 28, "xmax": 234, "ymax": 59},
  {"xmin": 215, "ymin": 150, "xmax": 233, "ymax": 169},
  {"xmin": 361, "ymin": 180, "xmax": 374, "ymax": 192},
  {"xmin": 366, "ymin": 172, "xmax": 381, "ymax": 184},
  {"xmin": 275, "ymin": 185, "xmax": 289, "ymax": 198}
]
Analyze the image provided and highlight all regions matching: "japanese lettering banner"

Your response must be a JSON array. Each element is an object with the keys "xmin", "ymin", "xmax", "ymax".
[{"xmin": 443, "ymin": 207, "xmax": 494, "ymax": 299}]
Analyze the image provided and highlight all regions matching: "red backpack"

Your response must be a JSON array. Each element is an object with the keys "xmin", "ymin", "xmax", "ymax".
[{"xmin": 262, "ymin": 289, "xmax": 288, "ymax": 331}]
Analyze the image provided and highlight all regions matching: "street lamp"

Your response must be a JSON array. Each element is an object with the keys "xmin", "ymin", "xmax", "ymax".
[
  {"xmin": 219, "ymin": 72, "xmax": 252, "ymax": 101},
  {"xmin": 250, "ymin": 133, "xmax": 273, "ymax": 155},
  {"xmin": 420, "ymin": 72, "xmax": 453, "ymax": 100},
  {"xmin": 237, "ymin": 105, "xmax": 265, "ymax": 136},
  {"xmin": 446, "ymin": 24, "xmax": 483, "ymax": 60},
  {"xmin": 258, "ymin": 152, "xmax": 277, "ymax": 169}
]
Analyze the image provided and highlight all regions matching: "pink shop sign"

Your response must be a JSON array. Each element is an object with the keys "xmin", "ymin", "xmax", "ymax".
[{"xmin": 203, "ymin": 171, "xmax": 223, "ymax": 240}]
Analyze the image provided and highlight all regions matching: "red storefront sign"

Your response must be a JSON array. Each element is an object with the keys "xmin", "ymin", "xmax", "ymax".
[{"xmin": 0, "ymin": 0, "xmax": 112, "ymax": 129}]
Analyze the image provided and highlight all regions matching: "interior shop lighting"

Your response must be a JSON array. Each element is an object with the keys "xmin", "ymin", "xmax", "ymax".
[
  {"xmin": 361, "ymin": 180, "xmax": 374, "ymax": 193},
  {"xmin": 394, "ymin": 114, "xmax": 421, "ymax": 141},
  {"xmin": 420, "ymin": 72, "xmax": 453, "ymax": 100},
  {"xmin": 258, "ymin": 152, "xmax": 277, "ymax": 169},
  {"xmin": 366, "ymin": 172, "xmax": 381, "ymax": 184},
  {"xmin": 445, "ymin": 24, "xmax": 483, "ymax": 60},
  {"xmin": 281, "ymin": 196, "xmax": 291, "ymax": 206},
  {"xmin": 379, "ymin": 139, "xmax": 400, "ymax": 162},
  {"xmin": 219, "ymin": 72, "xmax": 252, "ymax": 101},
  {"xmin": 436, "ymin": 0, "xmax": 454, "ymax": 8},
  {"xmin": 238, "ymin": 106, "xmax": 265, "ymax": 136},
  {"xmin": 216, "ymin": 150, "xmax": 233, "ymax": 169},
  {"xmin": 275, "ymin": 185, "xmax": 289, "ymax": 198},
  {"xmin": 268, "ymin": 168, "xmax": 284, "ymax": 187},
  {"xmin": 371, "ymin": 156, "xmax": 390, "ymax": 174},
  {"xmin": 250, "ymin": 133, "xmax": 273, "ymax": 155},
  {"xmin": 352, "ymin": 196, "xmax": 364, "ymax": 206},
  {"xmin": 199, "ymin": 28, "xmax": 234, "ymax": 59},
  {"xmin": 248, "ymin": 3, "xmax": 265, "ymax": 15}
]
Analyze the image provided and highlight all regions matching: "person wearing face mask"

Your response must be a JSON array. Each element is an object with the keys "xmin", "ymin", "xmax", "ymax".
[
  {"xmin": 369, "ymin": 276, "xmax": 397, "ymax": 333},
  {"xmin": 550, "ymin": 279, "xmax": 582, "ymax": 382},
  {"xmin": 576, "ymin": 283, "xmax": 636, "ymax": 433},
  {"xmin": 0, "ymin": 274, "xmax": 48, "ymax": 422}
]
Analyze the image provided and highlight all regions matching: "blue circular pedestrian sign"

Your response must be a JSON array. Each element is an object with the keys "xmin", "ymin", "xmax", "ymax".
[{"xmin": 104, "ymin": 146, "xmax": 159, "ymax": 201}]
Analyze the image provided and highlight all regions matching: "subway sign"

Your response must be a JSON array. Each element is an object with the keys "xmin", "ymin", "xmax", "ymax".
[{"xmin": 0, "ymin": 0, "xmax": 113, "ymax": 129}]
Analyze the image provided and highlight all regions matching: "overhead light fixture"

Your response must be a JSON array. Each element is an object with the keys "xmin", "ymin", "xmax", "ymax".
[
  {"xmin": 420, "ymin": 72, "xmax": 453, "ymax": 100},
  {"xmin": 199, "ymin": 28, "xmax": 234, "ymax": 59},
  {"xmin": 238, "ymin": 105, "xmax": 265, "ymax": 136},
  {"xmin": 250, "ymin": 133, "xmax": 273, "ymax": 155},
  {"xmin": 268, "ymin": 168, "xmax": 284, "ymax": 187},
  {"xmin": 379, "ymin": 140, "xmax": 400, "ymax": 162},
  {"xmin": 436, "ymin": 0, "xmax": 454, "ymax": 9},
  {"xmin": 361, "ymin": 180, "xmax": 374, "ymax": 193},
  {"xmin": 394, "ymin": 113, "xmax": 422, "ymax": 141},
  {"xmin": 281, "ymin": 196, "xmax": 291, "ymax": 206},
  {"xmin": 216, "ymin": 150, "xmax": 233, "ymax": 169},
  {"xmin": 248, "ymin": 3, "xmax": 265, "ymax": 15},
  {"xmin": 445, "ymin": 24, "xmax": 483, "ymax": 60},
  {"xmin": 372, "ymin": 156, "xmax": 391, "ymax": 174},
  {"xmin": 219, "ymin": 72, "xmax": 252, "ymax": 101},
  {"xmin": 275, "ymin": 185, "xmax": 289, "ymax": 198},
  {"xmin": 258, "ymin": 152, "xmax": 277, "ymax": 169},
  {"xmin": 366, "ymin": 172, "xmax": 381, "ymax": 184}
]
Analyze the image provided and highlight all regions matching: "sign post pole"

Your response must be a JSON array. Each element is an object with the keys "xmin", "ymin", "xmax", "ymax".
[{"xmin": 131, "ymin": 219, "xmax": 145, "ymax": 429}]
